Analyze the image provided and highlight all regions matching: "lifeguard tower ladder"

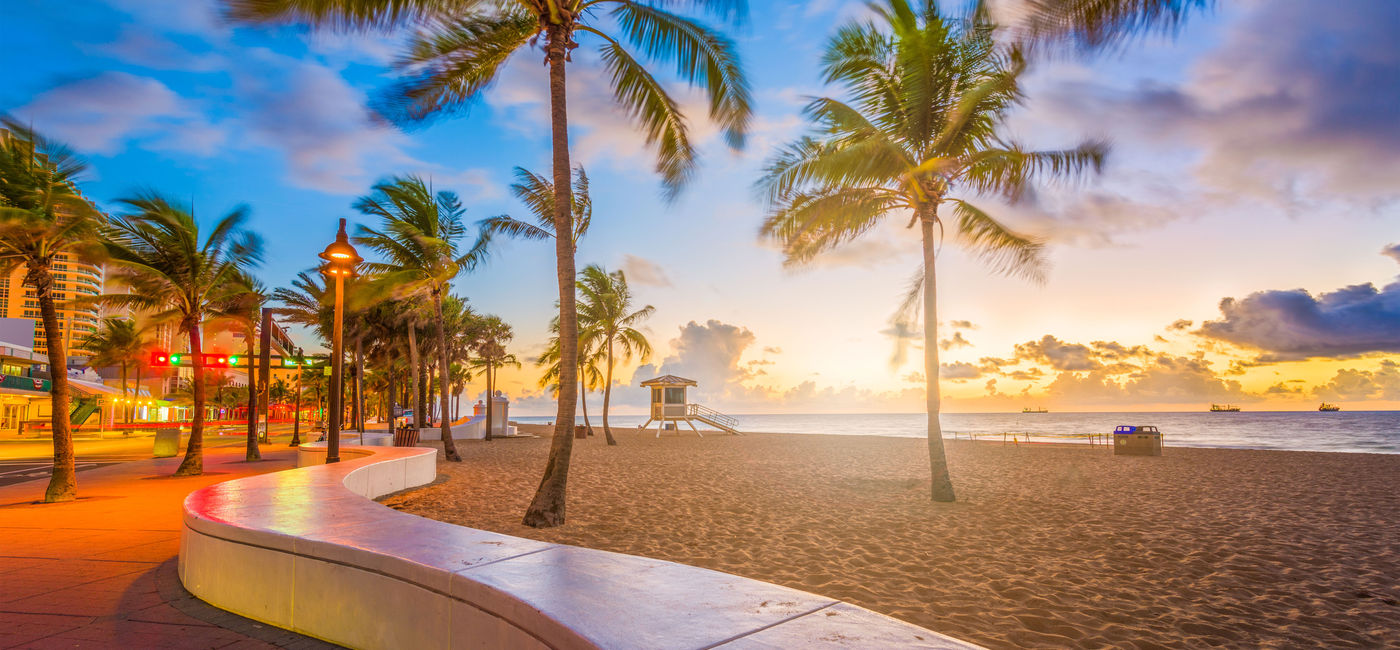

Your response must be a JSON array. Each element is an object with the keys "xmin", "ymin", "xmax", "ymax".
[{"xmin": 638, "ymin": 375, "xmax": 741, "ymax": 436}]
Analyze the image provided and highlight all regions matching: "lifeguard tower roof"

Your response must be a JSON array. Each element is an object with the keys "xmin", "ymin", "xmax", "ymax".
[{"xmin": 640, "ymin": 375, "xmax": 698, "ymax": 387}]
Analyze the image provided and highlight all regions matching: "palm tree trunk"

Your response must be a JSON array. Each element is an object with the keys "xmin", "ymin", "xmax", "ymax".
[
  {"xmin": 355, "ymin": 332, "xmax": 365, "ymax": 432},
  {"xmin": 35, "ymin": 270, "xmax": 75, "ymax": 502},
  {"xmin": 921, "ymin": 216, "xmax": 955, "ymax": 502},
  {"xmin": 244, "ymin": 329, "xmax": 259, "ymax": 461},
  {"xmin": 524, "ymin": 23, "xmax": 578, "ymax": 529},
  {"xmin": 433, "ymin": 293, "xmax": 461, "ymax": 460},
  {"xmin": 406, "ymin": 324, "xmax": 426, "ymax": 437},
  {"xmin": 133, "ymin": 364, "xmax": 142, "ymax": 423},
  {"xmin": 579, "ymin": 367, "xmax": 592, "ymax": 435},
  {"xmin": 176, "ymin": 321, "xmax": 205, "ymax": 476},
  {"xmin": 602, "ymin": 338, "xmax": 617, "ymax": 446},
  {"xmin": 120, "ymin": 362, "xmax": 129, "ymax": 425}
]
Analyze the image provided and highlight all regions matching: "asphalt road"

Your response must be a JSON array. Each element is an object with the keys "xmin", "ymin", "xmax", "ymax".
[{"xmin": 0, "ymin": 457, "xmax": 142, "ymax": 487}]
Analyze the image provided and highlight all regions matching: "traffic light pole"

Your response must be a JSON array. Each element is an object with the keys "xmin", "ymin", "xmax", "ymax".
[{"xmin": 257, "ymin": 309, "xmax": 272, "ymax": 444}]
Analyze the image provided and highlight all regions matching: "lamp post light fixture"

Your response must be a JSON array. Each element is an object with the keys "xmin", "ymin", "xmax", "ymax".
[{"xmin": 318, "ymin": 218, "xmax": 362, "ymax": 464}]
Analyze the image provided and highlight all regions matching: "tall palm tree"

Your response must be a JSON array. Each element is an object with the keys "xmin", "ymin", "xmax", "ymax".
[
  {"xmin": 353, "ymin": 175, "xmax": 491, "ymax": 462},
  {"xmin": 479, "ymin": 166, "xmax": 592, "ymax": 251},
  {"xmin": 0, "ymin": 118, "xmax": 107, "ymax": 502},
  {"xmin": 759, "ymin": 0, "xmax": 1105, "ymax": 502},
  {"xmin": 226, "ymin": 0, "xmax": 753, "ymax": 528},
  {"xmin": 77, "ymin": 317, "xmax": 144, "ymax": 424},
  {"xmin": 468, "ymin": 315, "xmax": 515, "ymax": 441},
  {"xmin": 102, "ymin": 193, "xmax": 263, "ymax": 476},
  {"xmin": 225, "ymin": 274, "xmax": 268, "ymax": 460},
  {"xmin": 577, "ymin": 265, "xmax": 652, "ymax": 445}
]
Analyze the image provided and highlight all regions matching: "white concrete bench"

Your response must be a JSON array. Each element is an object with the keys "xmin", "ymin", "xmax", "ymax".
[{"xmin": 179, "ymin": 445, "xmax": 980, "ymax": 649}]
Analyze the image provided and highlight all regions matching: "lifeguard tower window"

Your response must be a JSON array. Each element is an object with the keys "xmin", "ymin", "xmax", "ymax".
[
  {"xmin": 652, "ymin": 388, "xmax": 662, "ymax": 404},
  {"xmin": 665, "ymin": 387, "xmax": 686, "ymax": 404}
]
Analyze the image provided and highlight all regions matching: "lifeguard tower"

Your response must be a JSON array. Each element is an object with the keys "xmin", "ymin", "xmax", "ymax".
[{"xmin": 638, "ymin": 375, "xmax": 740, "ymax": 436}]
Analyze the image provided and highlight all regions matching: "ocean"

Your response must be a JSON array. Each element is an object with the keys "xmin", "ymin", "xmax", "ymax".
[{"xmin": 512, "ymin": 411, "xmax": 1400, "ymax": 454}]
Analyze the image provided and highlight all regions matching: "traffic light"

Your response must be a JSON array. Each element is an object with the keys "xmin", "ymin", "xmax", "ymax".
[
  {"xmin": 202, "ymin": 354, "xmax": 231, "ymax": 367},
  {"xmin": 150, "ymin": 351, "xmax": 170, "ymax": 367}
]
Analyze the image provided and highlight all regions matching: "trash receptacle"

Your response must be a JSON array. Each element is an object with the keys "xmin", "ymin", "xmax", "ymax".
[
  {"xmin": 1113, "ymin": 425, "xmax": 1162, "ymax": 456},
  {"xmin": 574, "ymin": 425, "xmax": 587, "ymax": 439},
  {"xmin": 153, "ymin": 428, "xmax": 181, "ymax": 458}
]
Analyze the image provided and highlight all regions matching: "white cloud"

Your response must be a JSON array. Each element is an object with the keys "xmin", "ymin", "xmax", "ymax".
[{"xmin": 13, "ymin": 71, "xmax": 225, "ymax": 156}]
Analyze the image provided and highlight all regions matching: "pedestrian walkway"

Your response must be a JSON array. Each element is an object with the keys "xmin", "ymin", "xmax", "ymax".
[{"xmin": 0, "ymin": 437, "xmax": 340, "ymax": 649}]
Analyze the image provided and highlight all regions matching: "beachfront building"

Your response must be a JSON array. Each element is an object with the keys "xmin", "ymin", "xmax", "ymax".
[
  {"xmin": 0, "ymin": 253, "xmax": 104, "ymax": 359},
  {"xmin": 638, "ymin": 375, "xmax": 740, "ymax": 436}
]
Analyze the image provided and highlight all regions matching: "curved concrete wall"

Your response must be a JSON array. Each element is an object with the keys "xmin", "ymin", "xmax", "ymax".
[{"xmin": 179, "ymin": 445, "xmax": 979, "ymax": 649}]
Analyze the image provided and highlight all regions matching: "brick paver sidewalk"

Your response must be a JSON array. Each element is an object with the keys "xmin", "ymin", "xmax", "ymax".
[{"xmin": 0, "ymin": 438, "xmax": 339, "ymax": 649}]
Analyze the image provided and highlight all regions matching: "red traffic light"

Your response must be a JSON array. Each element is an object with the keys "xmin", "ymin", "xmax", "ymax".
[{"xmin": 150, "ymin": 351, "xmax": 170, "ymax": 367}]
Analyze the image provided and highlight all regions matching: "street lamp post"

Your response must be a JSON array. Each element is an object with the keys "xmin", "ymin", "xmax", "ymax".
[{"xmin": 318, "ymin": 218, "xmax": 362, "ymax": 464}]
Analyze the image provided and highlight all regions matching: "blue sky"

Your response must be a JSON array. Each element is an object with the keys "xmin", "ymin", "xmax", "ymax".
[{"xmin": 4, "ymin": 0, "xmax": 1399, "ymax": 414}]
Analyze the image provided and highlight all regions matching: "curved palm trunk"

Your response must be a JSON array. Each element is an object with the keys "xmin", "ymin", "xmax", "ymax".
[
  {"xmin": 176, "ymin": 322, "xmax": 205, "ymax": 476},
  {"xmin": 36, "ymin": 271, "xmax": 75, "ymax": 502},
  {"xmin": 433, "ymin": 294, "xmax": 460, "ymax": 460},
  {"xmin": 119, "ymin": 362, "xmax": 129, "ymax": 424},
  {"xmin": 245, "ymin": 328, "xmax": 259, "ymax": 461},
  {"xmin": 290, "ymin": 369, "xmax": 302, "ymax": 447},
  {"xmin": 579, "ymin": 369, "xmax": 593, "ymax": 436},
  {"xmin": 921, "ymin": 217, "xmax": 955, "ymax": 502},
  {"xmin": 602, "ymin": 338, "xmax": 617, "ymax": 446},
  {"xmin": 524, "ymin": 24, "xmax": 578, "ymax": 528},
  {"xmin": 355, "ymin": 332, "xmax": 365, "ymax": 432}
]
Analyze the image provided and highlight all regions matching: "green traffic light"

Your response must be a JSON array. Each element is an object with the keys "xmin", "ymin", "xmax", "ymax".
[
  {"xmin": 229, "ymin": 355, "xmax": 239, "ymax": 365},
  {"xmin": 170, "ymin": 354, "xmax": 181, "ymax": 364}
]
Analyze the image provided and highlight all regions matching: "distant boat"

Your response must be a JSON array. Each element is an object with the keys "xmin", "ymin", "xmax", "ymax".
[
  {"xmin": 1210, "ymin": 404, "xmax": 1241, "ymax": 412},
  {"xmin": 1319, "ymin": 403, "xmax": 1341, "ymax": 412},
  {"xmin": 1022, "ymin": 407, "xmax": 1048, "ymax": 414}
]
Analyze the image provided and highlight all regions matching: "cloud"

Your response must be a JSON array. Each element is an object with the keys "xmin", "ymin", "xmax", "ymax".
[
  {"xmin": 938, "ymin": 331, "xmax": 972, "ymax": 351},
  {"xmin": 948, "ymin": 320, "xmax": 977, "ymax": 330},
  {"xmin": 235, "ymin": 52, "xmax": 421, "ymax": 193},
  {"xmin": 620, "ymin": 254, "xmax": 673, "ymax": 288},
  {"xmin": 13, "ymin": 71, "xmax": 224, "ymax": 156},
  {"xmin": 1384, "ymin": 243, "xmax": 1400, "ymax": 265},
  {"xmin": 1040, "ymin": 0, "xmax": 1400, "ymax": 203},
  {"xmin": 1168, "ymin": 319, "xmax": 1194, "ymax": 332},
  {"xmin": 1014, "ymin": 335, "xmax": 1100, "ymax": 371},
  {"xmin": 1042, "ymin": 354, "xmax": 1247, "ymax": 405},
  {"xmin": 1197, "ymin": 277, "xmax": 1400, "ymax": 360},
  {"xmin": 1311, "ymin": 361, "xmax": 1400, "ymax": 400},
  {"xmin": 88, "ymin": 26, "xmax": 223, "ymax": 71},
  {"xmin": 940, "ymin": 362, "xmax": 981, "ymax": 381},
  {"xmin": 631, "ymin": 320, "xmax": 757, "ymax": 397}
]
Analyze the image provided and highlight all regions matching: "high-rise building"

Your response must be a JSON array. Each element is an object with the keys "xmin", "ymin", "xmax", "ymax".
[{"xmin": 0, "ymin": 253, "xmax": 104, "ymax": 359}]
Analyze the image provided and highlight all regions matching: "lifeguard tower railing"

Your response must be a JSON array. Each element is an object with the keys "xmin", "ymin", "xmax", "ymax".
[{"xmin": 687, "ymin": 403, "xmax": 739, "ymax": 432}]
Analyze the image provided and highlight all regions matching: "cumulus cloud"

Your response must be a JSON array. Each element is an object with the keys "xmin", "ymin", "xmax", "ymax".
[
  {"xmin": 13, "ymin": 72, "xmax": 224, "ymax": 156},
  {"xmin": 1040, "ymin": 0, "xmax": 1400, "ymax": 203},
  {"xmin": 939, "ymin": 331, "xmax": 972, "ymax": 351},
  {"xmin": 1014, "ymin": 335, "xmax": 1100, "ymax": 371},
  {"xmin": 620, "ymin": 254, "xmax": 673, "ymax": 288},
  {"xmin": 1197, "ymin": 278, "xmax": 1400, "ymax": 360},
  {"xmin": 1311, "ymin": 361, "xmax": 1400, "ymax": 400},
  {"xmin": 1384, "ymin": 244, "xmax": 1400, "ymax": 265},
  {"xmin": 940, "ymin": 362, "xmax": 981, "ymax": 381}
]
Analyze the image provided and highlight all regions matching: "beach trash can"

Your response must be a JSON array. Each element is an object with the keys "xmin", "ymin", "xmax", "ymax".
[
  {"xmin": 575, "ymin": 425, "xmax": 587, "ymax": 439},
  {"xmin": 153, "ymin": 428, "xmax": 181, "ymax": 458},
  {"xmin": 1113, "ymin": 425, "xmax": 1162, "ymax": 456}
]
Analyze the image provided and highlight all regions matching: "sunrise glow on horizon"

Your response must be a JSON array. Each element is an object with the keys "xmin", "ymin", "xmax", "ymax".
[{"xmin": 4, "ymin": 0, "xmax": 1396, "ymax": 416}]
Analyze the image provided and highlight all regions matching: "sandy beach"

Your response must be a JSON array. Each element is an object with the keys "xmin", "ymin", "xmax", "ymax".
[{"xmin": 382, "ymin": 428, "xmax": 1400, "ymax": 648}]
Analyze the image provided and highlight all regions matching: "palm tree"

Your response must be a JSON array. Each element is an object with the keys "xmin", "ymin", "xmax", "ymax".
[
  {"xmin": 353, "ymin": 174, "xmax": 491, "ymax": 462},
  {"xmin": 102, "ymin": 193, "xmax": 263, "ymax": 476},
  {"xmin": 536, "ymin": 315, "xmax": 605, "ymax": 437},
  {"xmin": 0, "ymin": 118, "xmax": 107, "ymax": 502},
  {"xmin": 479, "ymin": 166, "xmax": 591, "ymax": 251},
  {"xmin": 225, "ymin": 0, "xmax": 753, "ymax": 528},
  {"xmin": 759, "ymin": 1, "xmax": 1106, "ymax": 502},
  {"xmin": 77, "ymin": 317, "xmax": 144, "ymax": 424},
  {"xmin": 577, "ymin": 265, "xmax": 652, "ymax": 446},
  {"xmin": 468, "ymin": 315, "xmax": 516, "ymax": 441},
  {"xmin": 225, "ymin": 274, "xmax": 268, "ymax": 460}
]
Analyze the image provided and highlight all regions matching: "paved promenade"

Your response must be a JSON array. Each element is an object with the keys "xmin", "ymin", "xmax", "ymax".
[{"xmin": 0, "ymin": 435, "xmax": 340, "ymax": 649}]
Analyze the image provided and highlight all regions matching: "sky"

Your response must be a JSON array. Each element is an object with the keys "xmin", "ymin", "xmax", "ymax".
[{"xmin": 3, "ymin": 0, "xmax": 1398, "ymax": 415}]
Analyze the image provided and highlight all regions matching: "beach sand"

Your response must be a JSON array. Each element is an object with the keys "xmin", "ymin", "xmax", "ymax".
[{"xmin": 382, "ymin": 427, "xmax": 1400, "ymax": 648}]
